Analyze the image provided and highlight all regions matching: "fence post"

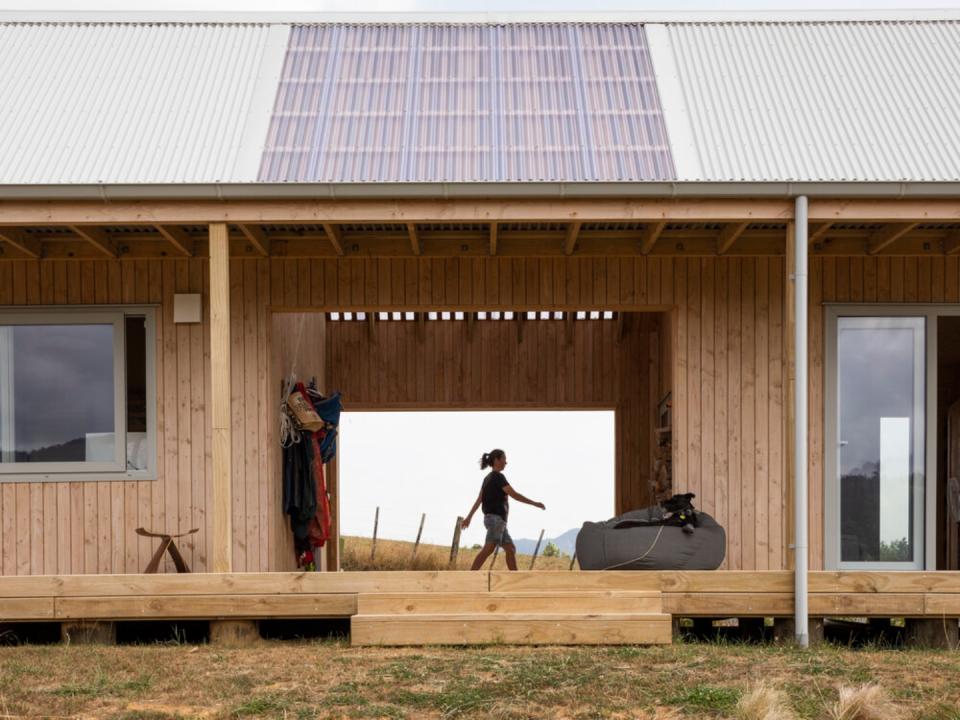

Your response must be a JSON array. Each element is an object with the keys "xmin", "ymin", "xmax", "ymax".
[
  {"xmin": 569, "ymin": 551, "xmax": 577, "ymax": 571},
  {"xmin": 370, "ymin": 506, "xmax": 380, "ymax": 562},
  {"xmin": 412, "ymin": 513, "xmax": 426, "ymax": 558},
  {"xmin": 529, "ymin": 529, "xmax": 545, "ymax": 570},
  {"xmin": 450, "ymin": 516, "xmax": 463, "ymax": 566}
]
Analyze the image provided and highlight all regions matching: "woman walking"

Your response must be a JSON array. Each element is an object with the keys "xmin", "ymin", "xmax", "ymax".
[{"xmin": 461, "ymin": 449, "xmax": 545, "ymax": 571}]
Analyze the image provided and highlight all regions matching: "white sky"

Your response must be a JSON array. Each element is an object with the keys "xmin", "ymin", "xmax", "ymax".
[
  {"xmin": 339, "ymin": 410, "xmax": 615, "ymax": 547},
  {"xmin": 1, "ymin": 0, "xmax": 958, "ymax": 11}
]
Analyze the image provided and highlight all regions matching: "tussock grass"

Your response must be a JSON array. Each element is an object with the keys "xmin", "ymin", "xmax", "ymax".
[
  {"xmin": 828, "ymin": 684, "xmax": 907, "ymax": 720},
  {"xmin": 341, "ymin": 535, "xmax": 573, "ymax": 571},
  {"xmin": 735, "ymin": 683, "xmax": 799, "ymax": 720}
]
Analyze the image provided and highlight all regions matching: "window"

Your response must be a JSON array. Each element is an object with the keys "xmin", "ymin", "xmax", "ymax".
[{"xmin": 0, "ymin": 308, "xmax": 156, "ymax": 481}]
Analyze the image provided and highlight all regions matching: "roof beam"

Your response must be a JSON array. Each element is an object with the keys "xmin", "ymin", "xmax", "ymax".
[
  {"xmin": 321, "ymin": 224, "xmax": 344, "ymax": 256},
  {"xmin": 809, "ymin": 222, "xmax": 833, "ymax": 244},
  {"xmin": 0, "ymin": 229, "xmax": 42, "ymax": 258},
  {"xmin": 717, "ymin": 222, "xmax": 750, "ymax": 255},
  {"xmin": 68, "ymin": 225, "xmax": 117, "ymax": 258},
  {"xmin": 407, "ymin": 223, "xmax": 421, "ymax": 256},
  {"xmin": 237, "ymin": 224, "xmax": 270, "ymax": 257},
  {"xmin": 867, "ymin": 222, "xmax": 920, "ymax": 255},
  {"xmin": 155, "ymin": 225, "xmax": 194, "ymax": 257},
  {"xmin": 639, "ymin": 221, "xmax": 667, "ymax": 255},
  {"xmin": 563, "ymin": 222, "xmax": 581, "ymax": 255},
  {"xmin": 489, "ymin": 222, "xmax": 498, "ymax": 256}
]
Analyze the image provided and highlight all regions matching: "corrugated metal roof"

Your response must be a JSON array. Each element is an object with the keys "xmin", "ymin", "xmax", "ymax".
[
  {"xmin": 656, "ymin": 22, "xmax": 960, "ymax": 182},
  {"xmin": 258, "ymin": 23, "xmax": 674, "ymax": 183},
  {"xmin": 0, "ymin": 23, "xmax": 287, "ymax": 184}
]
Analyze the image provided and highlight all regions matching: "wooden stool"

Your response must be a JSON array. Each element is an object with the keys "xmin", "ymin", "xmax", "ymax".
[{"xmin": 136, "ymin": 527, "xmax": 199, "ymax": 573}]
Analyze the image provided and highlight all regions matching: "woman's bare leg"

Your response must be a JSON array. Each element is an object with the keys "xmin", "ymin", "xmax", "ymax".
[{"xmin": 503, "ymin": 543, "xmax": 518, "ymax": 571}]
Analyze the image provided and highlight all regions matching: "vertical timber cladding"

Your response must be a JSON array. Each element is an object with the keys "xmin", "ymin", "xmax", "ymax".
[
  {"xmin": 324, "ymin": 312, "xmax": 664, "ymax": 515},
  {"xmin": 5, "ymin": 253, "xmax": 942, "ymax": 574}
]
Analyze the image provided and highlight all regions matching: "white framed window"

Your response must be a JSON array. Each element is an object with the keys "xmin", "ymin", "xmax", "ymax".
[{"xmin": 0, "ymin": 307, "xmax": 157, "ymax": 482}]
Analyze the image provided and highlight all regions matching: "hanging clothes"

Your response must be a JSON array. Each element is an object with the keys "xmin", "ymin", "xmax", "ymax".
[{"xmin": 281, "ymin": 383, "xmax": 342, "ymax": 555}]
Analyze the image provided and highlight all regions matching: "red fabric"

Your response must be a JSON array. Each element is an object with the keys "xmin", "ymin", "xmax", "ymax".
[{"xmin": 307, "ymin": 433, "xmax": 332, "ymax": 547}]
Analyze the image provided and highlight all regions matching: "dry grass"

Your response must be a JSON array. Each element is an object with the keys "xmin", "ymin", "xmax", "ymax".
[
  {"xmin": 736, "ymin": 684, "xmax": 799, "ymax": 720},
  {"xmin": 340, "ymin": 535, "xmax": 575, "ymax": 571},
  {"xmin": 828, "ymin": 685, "xmax": 907, "ymax": 720},
  {"xmin": 1, "ymin": 639, "xmax": 960, "ymax": 719}
]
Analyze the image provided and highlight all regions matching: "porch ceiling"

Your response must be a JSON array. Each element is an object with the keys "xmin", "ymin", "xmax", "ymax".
[{"xmin": 1, "ymin": 218, "xmax": 960, "ymax": 261}]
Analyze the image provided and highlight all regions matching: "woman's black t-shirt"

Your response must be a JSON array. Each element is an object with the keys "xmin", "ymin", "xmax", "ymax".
[{"xmin": 481, "ymin": 471, "xmax": 509, "ymax": 520}]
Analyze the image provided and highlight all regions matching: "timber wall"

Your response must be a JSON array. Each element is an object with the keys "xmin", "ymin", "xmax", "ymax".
[{"xmin": 4, "ymin": 254, "xmax": 949, "ymax": 574}]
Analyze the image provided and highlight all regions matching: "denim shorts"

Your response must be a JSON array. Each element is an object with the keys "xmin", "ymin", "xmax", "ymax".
[{"xmin": 483, "ymin": 513, "xmax": 513, "ymax": 547}]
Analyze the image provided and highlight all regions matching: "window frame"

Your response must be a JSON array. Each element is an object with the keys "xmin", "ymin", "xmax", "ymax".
[{"xmin": 0, "ymin": 306, "xmax": 157, "ymax": 482}]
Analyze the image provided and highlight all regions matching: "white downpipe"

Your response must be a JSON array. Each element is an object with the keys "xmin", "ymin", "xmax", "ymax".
[{"xmin": 794, "ymin": 196, "xmax": 810, "ymax": 647}]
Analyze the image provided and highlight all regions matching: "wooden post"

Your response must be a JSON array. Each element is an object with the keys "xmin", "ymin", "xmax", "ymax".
[
  {"xmin": 529, "ymin": 529, "xmax": 545, "ymax": 570},
  {"xmin": 370, "ymin": 506, "xmax": 380, "ymax": 562},
  {"xmin": 412, "ymin": 513, "xmax": 426, "ymax": 558},
  {"xmin": 449, "ymin": 516, "xmax": 463, "ymax": 566},
  {"xmin": 569, "ymin": 551, "xmax": 577, "ymax": 571},
  {"xmin": 210, "ymin": 222, "xmax": 232, "ymax": 573},
  {"xmin": 488, "ymin": 545, "xmax": 500, "ymax": 570}
]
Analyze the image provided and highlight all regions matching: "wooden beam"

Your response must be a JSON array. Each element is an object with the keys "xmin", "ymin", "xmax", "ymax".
[
  {"xmin": 563, "ymin": 222, "xmax": 581, "ymax": 255},
  {"xmin": 0, "ymin": 198, "xmax": 795, "ymax": 225},
  {"xmin": 716, "ymin": 222, "xmax": 750, "ymax": 255},
  {"xmin": 945, "ymin": 232, "xmax": 960, "ymax": 255},
  {"xmin": 155, "ymin": 225, "xmax": 194, "ymax": 257},
  {"xmin": 489, "ymin": 223, "xmax": 498, "ymax": 256},
  {"xmin": 322, "ymin": 224, "xmax": 344, "ymax": 256},
  {"xmin": 68, "ymin": 225, "xmax": 117, "ymax": 258},
  {"xmin": 0, "ymin": 228, "xmax": 41, "ymax": 258},
  {"xmin": 237, "ymin": 224, "xmax": 270, "ymax": 257},
  {"xmin": 367, "ymin": 312, "xmax": 376, "ymax": 342},
  {"xmin": 209, "ymin": 223, "xmax": 232, "ymax": 574},
  {"xmin": 811, "ymin": 200, "xmax": 960, "ymax": 222},
  {"xmin": 408, "ymin": 223, "xmax": 421, "ymax": 256},
  {"xmin": 565, "ymin": 312, "xmax": 575, "ymax": 345},
  {"xmin": 639, "ymin": 221, "xmax": 667, "ymax": 255},
  {"xmin": 809, "ymin": 222, "xmax": 833, "ymax": 244},
  {"xmin": 867, "ymin": 222, "xmax": 920, "ymax": 255}
]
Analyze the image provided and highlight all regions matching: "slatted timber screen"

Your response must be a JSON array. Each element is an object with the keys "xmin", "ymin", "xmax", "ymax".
[
  {"xmin": 325, "ymin": 312, "xmax": 663, "ymax": 515},
  {"xmin": 4, "ymin": 254, "xmax": 946, "ymax": 574}
]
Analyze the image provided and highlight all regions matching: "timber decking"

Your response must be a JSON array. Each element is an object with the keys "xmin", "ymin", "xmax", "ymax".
[
  {"xmin": 350, "ymin": 591, "xmax": 672, "ymax": 646},
  {"xmin": 3, "ymin": 572, "xmax": 960, "ymax": 627}
]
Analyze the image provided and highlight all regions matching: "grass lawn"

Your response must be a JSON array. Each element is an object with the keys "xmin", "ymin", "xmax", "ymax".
[{"xmin": 1, "ymin": 639, "xmax": 959, "ymax": 719}]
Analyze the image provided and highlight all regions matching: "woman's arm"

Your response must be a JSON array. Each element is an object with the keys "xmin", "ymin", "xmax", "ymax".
[
  {"xmin": 503, "ymin": 485, "xmax": 546, "ymax": 510},
  {"xmin": 461, "ymin": 492, "xmax": 483, "ymax": 529}
]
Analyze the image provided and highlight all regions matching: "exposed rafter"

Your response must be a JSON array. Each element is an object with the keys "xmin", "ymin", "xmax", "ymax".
[
  {"xmin": 489, "ymin": 222, "xmax": 498, "ymax": 256},
  {"xmin": 639, "ymin": 221, "xmax": 667, "ymax": 255},
  {"xmin": 717, "ymin": 222, "xmax": 750, "ymax": 255},
  {"xmin": 155, "ymin": 225, "xmax": 194, "ymax": 257},
  {"xmin": 867, "ymin": 222, "xmax": 920, "ymax": 255},
  {"xmin": 237, "ymin": 224, "xmax": 270, "ymax": 257},
  {"xmin": 0, "ymin": 228, "xmax": 42, "ymax": 258},
  {"xmin": 68, "ymin": 225, "xmax": 117, "ymax": 258},
  {"xmin": 809, "ymin": 222, "xmax": 834, "ymax": 244},
  {"xmin": 321, "ymin": 223, "xmax": 344, "ymax": 256},
  {"xmin": 408, "ymin": 223, "xmax": 421, "ymax": 256},
  {"xmin": 563, "ymin": 222, "xmax": 582, "ymax": 255}
]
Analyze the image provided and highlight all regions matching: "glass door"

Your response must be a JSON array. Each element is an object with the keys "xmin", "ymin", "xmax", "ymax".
[{"xmin": 831, "ymin": 316, "xmax": 925, "ymax": 569}]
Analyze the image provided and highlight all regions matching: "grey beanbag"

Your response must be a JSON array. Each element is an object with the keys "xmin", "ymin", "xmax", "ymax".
[{"xmin": 575, "ymin": 506, "xmax": 726, "ymax": 571}]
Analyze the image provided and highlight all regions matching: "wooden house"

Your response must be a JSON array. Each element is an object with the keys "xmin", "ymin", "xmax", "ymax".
[{"xmin": 3, "ymin": 11, "xmax": 960, "ymax": 645}]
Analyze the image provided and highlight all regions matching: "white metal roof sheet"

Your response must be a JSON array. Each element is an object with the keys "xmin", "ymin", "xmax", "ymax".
[
  {"xmin": 0, "ymin": 23, "xmax": 288, "ymax": 184},
  {"xmin": 654, "ymin": 21, "xmax": 960, "ymax": 182}
]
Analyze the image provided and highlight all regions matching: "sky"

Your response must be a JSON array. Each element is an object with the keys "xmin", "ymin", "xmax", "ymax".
[
  {"xmin": 339, "ymin": 410, "xmax": 615, "ymax": 547},
  {"xmin": 2, "ymin": 0, "xmax": 959, "ymax": 11}
]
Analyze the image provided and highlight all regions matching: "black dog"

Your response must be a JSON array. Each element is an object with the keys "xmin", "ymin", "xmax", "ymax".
[{"xmin": 661, "ymin": 493, "xmax": 699, "ymax": 534}]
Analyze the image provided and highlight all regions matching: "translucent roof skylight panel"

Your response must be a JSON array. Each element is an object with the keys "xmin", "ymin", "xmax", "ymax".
[
  {"xmin": 408, "ymin": 25, "xmax": 494, "ymax": 182},
  {"xmin": 259, "ymin": 24, "xmax": 339, "ymax": 182},
  {"xmin": 499, "ymin": 24, "xmax": 586, "ymax": 181},
  {"xmin": 576, "ymin": 23, "xmax": 674, "ymax": 181},
  {"xmin": 318, "ymin": 24, "xmax": 413, "ymax": 182}
]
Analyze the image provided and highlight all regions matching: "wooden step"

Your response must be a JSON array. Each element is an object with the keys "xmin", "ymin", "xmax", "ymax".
[
  {"xmin": 356, "ymin": 591, "xmax": 663, "ymax": 615},
  {"xmin": 351, "ymin": 612, "xmax": 673, "ymax": 646}
]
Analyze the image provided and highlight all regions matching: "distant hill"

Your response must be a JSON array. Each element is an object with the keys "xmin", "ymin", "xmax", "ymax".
[{"xmin": 513, "ymin": 527, "xmax": 580, "ymax": 556}]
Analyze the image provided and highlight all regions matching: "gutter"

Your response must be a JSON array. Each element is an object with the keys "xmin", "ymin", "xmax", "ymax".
[{"xmin": 1, "ymin": 181, "xmax": 959, "ymax": 202}]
